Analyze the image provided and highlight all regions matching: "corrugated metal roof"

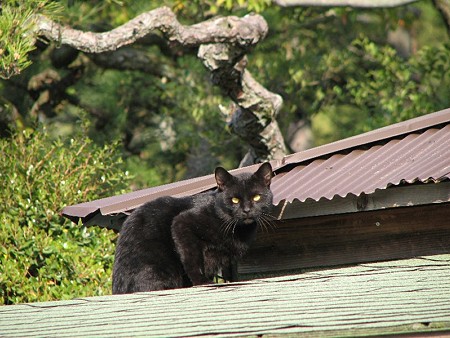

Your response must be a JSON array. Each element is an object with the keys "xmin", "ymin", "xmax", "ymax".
[
  {"xmin": 271, "ymin": 124, "xmax": 450, "ymax": 204},
  {"xmin": 61, "ymin": 108, "xmax": 450, "ymax": 225}
]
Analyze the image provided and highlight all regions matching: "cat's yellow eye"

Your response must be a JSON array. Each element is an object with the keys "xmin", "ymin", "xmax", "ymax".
[
  {"xmin": 253, "ymin": 194, "xmax": 261, "ymax": 202},
  {"xmin": 231, "ymin": 197, "xmax": 240, "ymax": 204}
]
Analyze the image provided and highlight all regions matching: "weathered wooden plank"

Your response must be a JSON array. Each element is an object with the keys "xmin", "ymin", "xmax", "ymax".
[
  {"xmin": 240, "ymin": 203, "xmax": 450, "ymax": 275},
  {"xmin": 1, "ymin": 255, "xmax": 449, "ymax": 337}
]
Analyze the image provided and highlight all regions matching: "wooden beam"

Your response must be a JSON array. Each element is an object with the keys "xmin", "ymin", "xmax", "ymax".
[{"xmin": 240, "ymin": 203, "xmax": 450, "ymax": 276}]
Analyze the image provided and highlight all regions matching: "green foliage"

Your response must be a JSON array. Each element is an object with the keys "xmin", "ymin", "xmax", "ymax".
[
  {"xmin": 342, "ymin": 39, "xmax": 450, "ymax": 131},
  {"xmin": 0, "ymin": 0, "xmax": 62, "ymax": 79},
  {"xmin": 206, "ymin": 0, "xmax": 271, "ymax": 13},
  {"xmin": 67, "ymin": 59, "xmax": 238, "ymax": 186},
  {"xmin": 0, "ymin": 123, "xmax": 130, "ymax": 304},
  {"xmin": 308, "ymin": 36, "xmax": 450, "ymax": 144},
  {"xmin": 248, "ymin": 3, "xmax": 449, "ymax": 145}
]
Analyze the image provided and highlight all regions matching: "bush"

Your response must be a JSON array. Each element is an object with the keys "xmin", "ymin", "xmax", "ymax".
[{"xmin": 0, "ymin": 124, "xmax": 130, "ymax": 304}]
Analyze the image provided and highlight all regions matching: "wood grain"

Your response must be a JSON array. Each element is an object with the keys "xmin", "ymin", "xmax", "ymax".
[
  {"xmin": 1, "ymin": 255, "xmax": 449, "ymax": 337},
  {"xmin": 240, "ymin": 203, "xmax": 450, "ymax": 275}
]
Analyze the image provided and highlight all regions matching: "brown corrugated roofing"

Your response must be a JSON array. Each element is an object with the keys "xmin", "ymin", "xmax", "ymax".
[
  {"xmin": 271, "ymin": 124, "xmax": 450, "ymax": 204},
  {"xmin": 61, "ymin": 108, "xmax": 450, "ymax": 227}
]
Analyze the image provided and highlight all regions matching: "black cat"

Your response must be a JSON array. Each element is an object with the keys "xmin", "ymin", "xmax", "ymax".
[{"xmin": 112, "ymin": 162, "xmax": 274, "ymax": 294}]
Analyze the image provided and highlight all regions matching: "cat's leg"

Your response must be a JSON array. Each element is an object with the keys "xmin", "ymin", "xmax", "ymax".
[
  {"xmin": 112, "ymin": 269, "xmax": 128, "ymax": 294},
  {"xmin": 171, "ymin": 218, "xmax": 210, "ymax": 286},
  {"xmin": 113, "ymin": 260, "xmax": 184, "ymax": 293},
  {"xmin": 220, "ymin": 257, "xmax": 237, "ymax": 283},
  {"xmin": 133, "ymin": 266, "xmax": 184, "ymax": 291}
]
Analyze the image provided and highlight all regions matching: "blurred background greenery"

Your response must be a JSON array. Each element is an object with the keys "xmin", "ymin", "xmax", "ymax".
[{"xmin": 0, "ymin": 0, "xmax": 449, "ymax": 304}]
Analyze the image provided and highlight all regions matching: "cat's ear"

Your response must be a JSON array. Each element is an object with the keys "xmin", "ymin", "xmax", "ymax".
[
  {"xmin": 215, "ymin": 167, "xmax": 233, "ymax": 191},
  {"xmin": 254, "ymin": 162, "xmax": 274, "ymax": 187}
]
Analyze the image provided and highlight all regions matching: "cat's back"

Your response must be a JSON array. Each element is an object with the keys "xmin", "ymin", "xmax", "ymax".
[{"xmin": 120, "ymin": 195, "xmax": 194, "ymax": 240}]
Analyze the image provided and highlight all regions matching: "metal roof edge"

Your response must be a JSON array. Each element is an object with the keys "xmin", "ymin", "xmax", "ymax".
[
  {"xmin": 275, "ymin": 108, "xmax": 450, "ymax": 170},
  {"xmin": 61, "ymin": 160, "xmax": 281, "ymax": 219},
  {"xmin": 61, "ymin": 108, "xmax": 450, "ymax": 222},
  {"xmin": 61, "ymin": 175, "xmax": 217, "ymax": 218}
]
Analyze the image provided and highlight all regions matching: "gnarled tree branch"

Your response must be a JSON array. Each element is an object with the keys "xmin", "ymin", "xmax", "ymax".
[
  {"xmin": 35, "ymin": 6, "xmax": 268, "ymax": 52},
  {"xmin": 34, "ymin": 6, "xmax": 287, "ymax": 164},
  {"xmin": 198, "ymin": 42, "xmax": 286, "ymax": 164}
]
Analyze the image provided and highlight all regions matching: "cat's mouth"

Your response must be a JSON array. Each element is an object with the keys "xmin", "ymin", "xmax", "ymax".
[{"xmin": 242, "ymin": 218, "xmax": 255, "ymax": 224}]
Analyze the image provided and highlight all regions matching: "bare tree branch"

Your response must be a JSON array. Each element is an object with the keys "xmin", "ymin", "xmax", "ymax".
[
  {"xmin": 33, "ymin": 6, "xmax": 287, "ymax": 164},
  {"xmin": 35, "ymin": 6, "xmax": 268, "ymax": 53},
  {"xmin": 273, "ymin": 0, "xmax": 418, "ymax": 7}
]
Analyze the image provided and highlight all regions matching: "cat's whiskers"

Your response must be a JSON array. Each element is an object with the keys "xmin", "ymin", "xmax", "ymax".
[
  {"xmin": 257, "ymin": 217, "xmax": 269, "ymax": 233},
  {"xmin": 219, "ymin": 219, "xmax": 231, "ymax": 235},
  {"xmin": 257, "ymin": 213, "xmax": 277, "ymax": 233},
  {"xmin": 263, "ymin": 212, "xmax": 279, "ymax": 228},
  {"xmin": 258, "ymin": 217, "xmax": 271, "ymax": 233},
  {"xmin": 262, "ymin": 212, "xmax": 279, "ymax": 221},
  {"xmin": 265, "ymin": 214, "xmax": 278, "ymax": 231},
  {"xmin": 220, "ymin": 218, "xmax": 238, "ymax": 236}
]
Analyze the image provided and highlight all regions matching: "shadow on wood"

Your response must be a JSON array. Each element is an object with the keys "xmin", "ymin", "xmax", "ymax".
[{"xmin": 240, "ymin": 203, "xmax": 450, "ymax": 277}]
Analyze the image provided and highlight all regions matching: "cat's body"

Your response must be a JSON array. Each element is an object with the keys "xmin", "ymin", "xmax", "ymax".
[{"xmin": 112, "ymin": 163, "xmax": 274, "ymax": 294}]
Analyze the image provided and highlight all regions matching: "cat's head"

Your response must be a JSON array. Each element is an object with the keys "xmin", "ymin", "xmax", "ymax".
[{"xmin": 214, "ymin": 162, "xmax": 274, "ymax": 230}]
